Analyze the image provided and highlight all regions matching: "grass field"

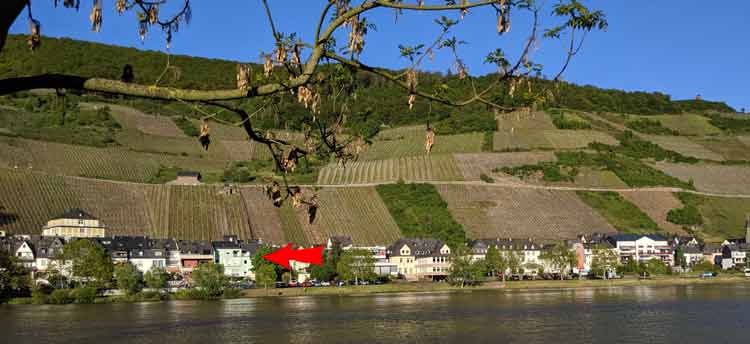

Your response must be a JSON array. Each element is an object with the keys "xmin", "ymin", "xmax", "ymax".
[
  {"xmin": 362, "ymin": 131, "xmax": 483, "ymax": 160},
  {"xmin": 642, "ymin": 135, "xmax": 724, "ymax": 161},
  {"xmin": 115, "ymin": 129, "xmax": 233, "ymax": 160},
  {"xmin": 220, "ymin": 140, "xmax": 273, "ymax": 161},
  {"xmin": 453, "ymin": 152, "xmax": 557, "ymax": 181},
  {"xmin": 576, "ymin": 191, "xmax": 661, "ymax": 234},
  {"xmin": 619, "ymin": 190, "xmax": 687, "ymax": 235},
  {"xmin": 675, "ymin": 192, "xmax": 750, "ymax": 242},
  {"xmin": 492, "ymin": 129, "xmax": 617, "ymax": 151},
  {"xmin": 654, "ymin": 114, "xmax": 722, "ymax": 136},
  {"xmin": 653, "ymin": 162, "xmax": 750, "ymax": 195},
  {"xmin": 435, "ymin": 185, "xmax": 616, "ymax": 240},
  {"xmin": 317, "ymin": 154, "xmax": 463, "ymax": 185},
  {"xmin": 496, "ymin": 111, "xmax": 556, "ymax": 130},
  {"xmin": 95, "ymin": 103, "xmax": 186, "ymax": 138},
  {"xmin": 573, "ymin": 168, "xmax": 628, "ymax": 188},
  {"xmin": 0, "ymin": 137, "xmax": 228, "ymax": 183}
]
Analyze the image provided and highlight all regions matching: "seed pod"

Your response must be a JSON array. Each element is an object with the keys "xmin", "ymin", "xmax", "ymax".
[
  {"xmin": 116, "ymin": 0, "xmax": 126, "ymax": 14},
  {"xmin": 263, "ymin": 54, "xmax": 273, "ymax": 78},
  {"xmin": 236, "ymin": 64, "xmax": 251, "ymax": 91},
  {"xmin": 425, "ymin": 126, "xmax": 435, "ymax": 154},
  {"xmin": 292, "ymin": 188, "xmax": 303, "ymax": 208},
  {"xmin": 148, "ymin": 6, "xmax": 159, "ymax": 25},
  {"xmin": 274, "ymin": 45, "xmax": 288, "ymax": 65},
  {"xmin": 406, "ymin": 70, "xmax": 418, "ymax": 93},
  {"xmin": 199, "ymin": 121, "xmax": 211, "ymax": 150},
  {"xmin": 290, "ymin": 49, "xmax": 301, "ymax": 68},
  {"xmin": 89, "ymin": 1, "xmax": 103, "ymax": 33},
  {"xmin": 408, "ymin": 94, "xmax": 416, "ymax": 111},
  {"xmin": 27, "ymin": 19, "xmax": 41, "ymax": 52}
]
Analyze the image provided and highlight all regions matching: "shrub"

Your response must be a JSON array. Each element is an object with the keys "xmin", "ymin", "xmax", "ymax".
[
  {"xmin": 667, "ymin": 205, "xmax": 703, "ymax": 226},
  {"xmin": 47, "ymin": 289, "xmax": 72, "ymax": 304},
  {"xmin": 30, "ymin": 290, "xmax": 49, "ymax": 304},
  {"xmin": 625, "ymin": 118, "xmax": 678, "ymax": 135},
  {"xmin": 479, "ymin": 173, "xmax": 495, "ymax": 183},
  {"xmin": 173, "ymin": 116, "xmax": 200, "ymax": 137},
  {"xmin": 550, "ymin": 111, "xmax": 591, "ymax": 130},
  {"xmin": 222, "ymin": 288, "xmax": 242, "ymax": 299},
  {"xmin": 70, "ymin": 287, "xmax": 98, "ymax": 304}
]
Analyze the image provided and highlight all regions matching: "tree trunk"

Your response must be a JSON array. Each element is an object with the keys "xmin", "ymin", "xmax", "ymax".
[{"xmin": 0, "ymin": 0, "xmax": 27, "ymax": 53}]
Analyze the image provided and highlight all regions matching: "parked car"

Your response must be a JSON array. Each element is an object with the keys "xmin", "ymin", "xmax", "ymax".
[
  {"xmin": 320, "ymin": 281, "xmax": 331, "ymax": 287},
  {"xmin": 288, "ymin": 280, "xmax": 299, "ymax": 287},
  {"xmin": 701, "ymin": 272, "xmax": 714, "ymax": 278},
  {"xmin": 275, "ymin": 282, "xmax": 289, "ymax": 288},
  {"xmin": 744, "ymin": 268, "xmax": 750, "ymax": 278}
]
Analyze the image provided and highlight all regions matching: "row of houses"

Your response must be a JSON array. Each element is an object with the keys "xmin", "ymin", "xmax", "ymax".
[{"xmin": 3, "ymin": 208, "xmax": 750, "ymax": 282}]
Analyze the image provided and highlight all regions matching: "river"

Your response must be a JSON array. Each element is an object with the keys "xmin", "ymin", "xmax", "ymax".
[{"xmin": 2, "ymin": 284, "xmax": 750, "ymax": 343}]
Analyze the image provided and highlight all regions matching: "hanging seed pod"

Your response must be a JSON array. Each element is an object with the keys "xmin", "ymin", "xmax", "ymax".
[
  {"xmin": 297, "ymin": 86, "xmax": 312, "ymax": 107},
  {"xmin": 263, "ymin": 54, "xmax": 273, "ymax": 78},
  {"xmin": 311, "ymin": 91, "xmax": 321, "ymax": 116},
  {"xmin": 274, "ymin": 45, "xmax": 288, "ymax": 65},
  {"xmin": 63, "ymin": 0, "xmax": 78, "ymax": 9},
  {"xmin": 267, "ymin": 182, "xmax": 283, "ymax": 207},
  {"xmin": 406, "ymin": 70, "xmax": 418, "ymax": 93},
  {"xmin": 236, "ymin": 64, "xmax": 251, "ymax": 91},
  {"xmin": 307, "ymin": 194, "xmax": 319, "ymax": 224},
  {"xmin": 290, "ymin": 49, "xmax": 301, "ymax": 68},
  {"xmin": 425, "ymin": 126, "xmax": 435, "ymax": 154},
  {"xmin": 292, "ymin": 188, "xmax": 303, "ymax": 208},
  {"xmin": 458, "ymin": 65, "xmax": 467, "ymax": 80},
  {"xmin": 408, "ymin": 94, "xmax": 416, "ymax": 111},
  {"xmin": 27, "ymin": 18, "xmax": 41, "ymax": 52},
  {"xmin": 148, "ymin": 6, "xmax": 159, "ymax": 25},
  {"xmin": 347, "ymin": 17, "xmax": 364, "ymax": 54},
  {"xmin": 116, "ymin": 0, "xmax": 126, "ymax": 14},
  {"xmin": 89, "ymin": 1, "xmax": 103, "ymax": 33},
  {"xmin": 508, "ymin": 79, "xmax": 517, "ymax": 97},
  {"xmin": 199, "ymin": 121, "xmax": 211, "ymax": 150}
]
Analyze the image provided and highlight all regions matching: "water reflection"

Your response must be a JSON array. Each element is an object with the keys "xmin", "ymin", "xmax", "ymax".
[{"xmin": 2, "ymin": 284, "xmax": 750, "ymax": 344}]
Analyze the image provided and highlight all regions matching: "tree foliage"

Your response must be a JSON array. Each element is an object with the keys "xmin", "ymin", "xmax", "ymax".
[
  {"xmin": 59, "ymin": 239, "xmax": 113, "ymax": 288},
  {"xmin": 336, "ymin": 249, "xmax": 376, "ymax": 283},
  {"xmin": 144, "ymin": 266, "xmax": 169, "ymax": 290},
  {"xmin": 114, "ymin": 263, "xmax": 142, "ymax": 295},
  {"xmin": 540, "ymin": 242, "xmax": 576, "ymax": 280},
  {"xmin": 192, "ymin": 263, "xmax": 228, "ymax": 297},
  {"xmin": 448, "ymin": 246, "xmax": 484, "ymax": 287},
  {"xmin": 0, "ymin": 250, "xmax": 30, "ymax": 303}
]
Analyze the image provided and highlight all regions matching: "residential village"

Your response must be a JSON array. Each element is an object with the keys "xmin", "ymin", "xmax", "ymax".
[{"xmin": 2, "ymin": 208, "xmax": 750, "ymax": 295}]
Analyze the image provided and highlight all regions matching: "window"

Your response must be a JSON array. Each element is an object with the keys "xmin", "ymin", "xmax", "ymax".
[{"xmin": 78, "ymin": 219, "xmax": 84, "ymax": 225}]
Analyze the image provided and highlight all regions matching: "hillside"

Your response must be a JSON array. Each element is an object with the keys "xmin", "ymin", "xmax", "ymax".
[{"xmin": 2, "ymin": 35, "xmax": 750, "ymax": 245}]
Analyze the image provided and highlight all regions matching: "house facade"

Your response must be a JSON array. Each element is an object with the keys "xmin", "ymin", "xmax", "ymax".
[
  {"xmin": 41, "ymin": 208, "xmax": 106, "ymax": 239},
  {"xmin": 607, "ymin": 234, "xmax": 674, "ymax": 266},
  {"xmin": 212, "ymin": 235, "xmax": 262, "ymax": 279},
  {"xmin": 387, "ymin": 238, "xmax": 451, "ymax": 281}
]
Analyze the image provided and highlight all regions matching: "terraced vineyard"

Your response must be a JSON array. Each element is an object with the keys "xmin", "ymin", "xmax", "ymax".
[
  {"xmin": 496, "ymin": 111, "xmax": 556, "ymax": 130},
  {"xmin": 362, "ymin": 131, "xmax": 483, "ymax": 160},
  {"xmin": 115, "ymin": 129, "xmax": 233, "ymax": 160},
  {"xmin": 654, "ymin": 114, "xmax": 722, "ymax": 136},
  {"xmin": 573, "ymin": 168, "xmax": 628, "ymax": 188},
  {"xmin": 0, "ymin": 137, "xmax": 228, "ymax": 182},
  {"xmin": 220, "ymin": 140, "xmax": 273, "ymax": 161},
  {"xmin": 653, "ymin": 162, "xmax": 750, "ymax": 195},
  {"xmin": 694, "ymin": 136, "xmax": 750, "ymax": 161},
  {"xmin": 619, "ymin": 190, "xmax": 686, "ymax": 234},
  {"xmin": 97, "ymin": 103, "xmax": 186, "ymax": 137},
  {"xmin": 675, "ymin": 193, "xmax": 750, "ymax": 242},
  {"xmin": 239, "ymin": 187, "xmax": 286, "ymax": 244},
  {"xmin": 317, "ymin": 155, "xmax": 463, "ymax": 185},
  {"xmin": 158, "ymin": 186, "xmax": 252, "ymax": 241},
  {"xmin": 453, "ymin": 152, "xmax": 556, "ymax": 180},
  {"xmin": 436, "ymin": 184, "xmax": 616, "ymax": 240},
  {"xmin": 643, "ymin": 135, "xmax": 724, "ymax": 161},
  {"xmin": 492, "ymin": 129, "xmax": 617, "ymax": 151}
]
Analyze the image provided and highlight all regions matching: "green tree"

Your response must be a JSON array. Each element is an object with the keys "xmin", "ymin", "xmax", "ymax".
[
  {"xmin": 254, "ymin": 264, "xmax": 277, "ymax": 295},
  {"xmin": 0, "ymin": 250, "xmax": 30, "ymax": 303},
  {"xmin": 643, "ymin": 259, "xmax": 669, "ymax": 275},
  {"xmin": 144, "ymin": 266, "xmax": 168, "ymax": 290},
  {"xmin": 336, "ymin": 249, "xmax": 376, "ymax": 284},
  {"xmin": 589, "ymin": 245, "xmax": 619, "ymax": 279},
  {"xmin": 448, "ymin": 246, "xmax": 484, "ymax": 288},
  {"xmin": 59, "ymin": 239, "xmax": 113, "ymax": 288},
  {"xmin": 310, "ymin": 249, "xmax": 339, "ymax": 282},
  {"xmin": 540, "ymin": 242, "xmax": 577, "ymax": 280},
  {"xmin": 484, "ymin": 245, "xmax": 509, "ymax": 282},
  {"xmin": 192, "ymin": 263, "xmax": 228, "ymax": 297},
  {"xmin": 114, "ymin": 263, "xmax": 142, "ymax": 295},
  {"xmin": 251, "ymin": 245, "xmax": 283, "ymax": 280},
  {"xmin": 505, "ymin": 251, "xmax": 523, "ymax": 277}
]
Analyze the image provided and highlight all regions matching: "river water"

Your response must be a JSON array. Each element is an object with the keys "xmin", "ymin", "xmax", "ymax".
[{"xmin": 2, "ymin": 284, "xmax": 750, "ymax": 343}]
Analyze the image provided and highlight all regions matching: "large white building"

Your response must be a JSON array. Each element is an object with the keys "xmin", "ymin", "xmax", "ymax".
[
  {"xmin": 607, "ymin": 234, "xmax": 674, "ymax": 266},
  {"xmin": 41, "ymin": 208, "xmax": 106, "ymax": 239}
]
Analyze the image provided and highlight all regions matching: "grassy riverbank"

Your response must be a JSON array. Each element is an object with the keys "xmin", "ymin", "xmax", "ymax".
[{"xmin": 241, "ymin": 275, "xmax": 750, "ymax": 298}]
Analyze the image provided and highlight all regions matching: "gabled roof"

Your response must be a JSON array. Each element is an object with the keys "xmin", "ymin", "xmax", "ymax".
[
  {"xmin": 54, "ymin": 208, "xmax": 97, "ymax": 220},
  {"xmin": 468, "ymin": 238, "xmax": 539, "ymax": 252},
  {"xmin": 387, "ymin": 238, "xmax": 448, "ymax": 257},
  {"xmin": 176, "ymin": 171, "xmax": 202, "ymax": 178},
  {"xmin": 178, "ymin": 240, "xmax": 213, "ymax": 255}
]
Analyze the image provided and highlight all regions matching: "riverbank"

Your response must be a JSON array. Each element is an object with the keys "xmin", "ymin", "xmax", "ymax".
[{"xmin": 241, "ymin": 275, "xmax": 750, "ymax": 298}]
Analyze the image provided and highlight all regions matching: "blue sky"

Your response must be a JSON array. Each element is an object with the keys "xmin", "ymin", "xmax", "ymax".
[{"xmin": 10, "ymin": 1, "xmax": 750, "ymax": 111}]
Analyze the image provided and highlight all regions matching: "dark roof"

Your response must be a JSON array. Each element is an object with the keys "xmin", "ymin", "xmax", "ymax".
[
  {"xmin": 468, "ymin": 238, "xmax": 540, "ymax": 252},
  {"xmin": 240, "ymin": 241, "xmax": 263, "ymax": 256},
  {"xmin": 55, "ymin": 208, "xmax": 97, "ymax": 220},
  {"xmin": 212, "ymin": 240, "xmax": 241, "ymax": 250},
  {"xmin": 178, "ymin": 240, "xmax": 213, "ymax": 255},
  {"xmin": 329, "ymin": 235, "xmax": 354, "ymax": 247},
  {"xmin": 176, "ymin": 171, "xmax": 202, "ymax": 178},
  {"xmin": 607, "ymin": 233, "xmax": 667, "ymax": 243},
  {"xmin": 130, "ymin": 248, "xmax": 166, "ymax": 259},
  {"xmin": 387, "ymin": 238, "xmax": 448, "ymax": 257},
  {"xmin": 683, "ymin": 246, "xmax": 702, "ymax": 254}
]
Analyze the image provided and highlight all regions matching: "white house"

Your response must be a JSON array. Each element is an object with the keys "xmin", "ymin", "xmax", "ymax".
[
  {"xmin": 212, "ymin": 235, "xmax": 262, "ymax": 279},
  {"xmin": 607, "ymin": 234, "xmax": 674, "ymax": 266},
  {"xmin": 387, "ymin": 238, "xmax": 451, "ymax": 281}
]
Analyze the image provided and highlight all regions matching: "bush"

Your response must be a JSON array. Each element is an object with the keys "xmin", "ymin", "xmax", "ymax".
[
  {"xmin": 69, "ymin": 287, "xmax": 98, "ymax": 304},
  {"xmin": 625, "ymin": 118, "xmax": 679, "ymax": 135},
  {"xmin": 667, "ymin": 205, "xmax": 703, "ymax": 226},
  {"xmin": 30, "ymin": 290, "xmax": 49, "ymax": 304},
  {"xmin": 479, "ymin": 173, "xmax": 494, "ymax": 183},
  {"xmin": 47, "ymin": 289, "xmax": 72, "ymax": 304},
  {"xmin": 222, "ymin": 288, "xmax": 242, "ymax": 299},
  {"xmin": 173, "ymin": 116, "xmax": 200, "ymax": 137},
  {"xmin": 549, "ymin": 110, "xmax": 591, "ymax": 130}
]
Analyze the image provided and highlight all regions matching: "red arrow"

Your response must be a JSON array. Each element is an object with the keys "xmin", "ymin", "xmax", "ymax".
[{"xmin": 263, "ymin": 243, "xmax": 324, "ymax": 269}]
